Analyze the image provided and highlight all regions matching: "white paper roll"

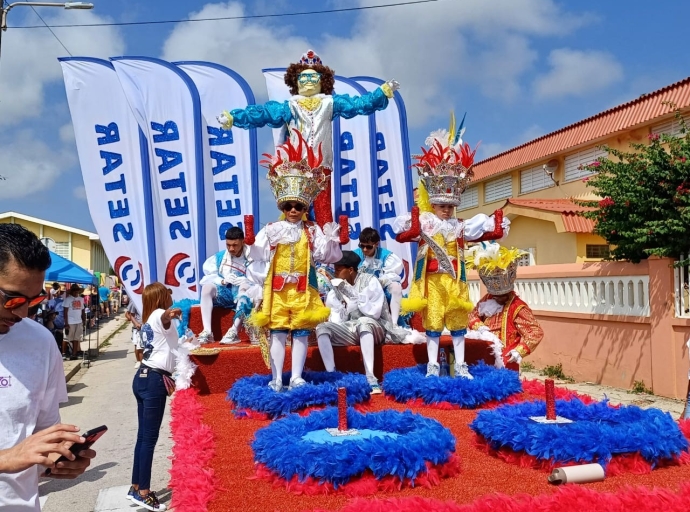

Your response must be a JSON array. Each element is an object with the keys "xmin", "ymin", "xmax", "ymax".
[{"xmin": 548, "ymin": 463, "xmax": 605, "ymax": 484}]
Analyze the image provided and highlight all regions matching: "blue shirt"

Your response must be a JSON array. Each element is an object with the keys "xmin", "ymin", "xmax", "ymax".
[{"xmin": 98, "ymin": 286, "xmax": 110, "ymax": 302}]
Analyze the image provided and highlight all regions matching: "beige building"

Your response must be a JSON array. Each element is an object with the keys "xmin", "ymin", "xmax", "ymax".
[
  {"xmin": 0, "ymin": 211, "xmax": 110, "ymax": 274},
  {"xmin": 459, "ymin": 76, "xmax": 690, "ymax": 264}
]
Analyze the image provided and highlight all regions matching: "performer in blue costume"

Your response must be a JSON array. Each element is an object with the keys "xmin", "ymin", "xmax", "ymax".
[
  {"xmin": 355, "ymin": 227, "xmax": 404, "ymax": 326},
  {"xmin": 218, "ymin": 49, "xmax": 399, "ymax": 170},
  {"xmin": 198, "ymin": 227, "xmax": 262, "ymax": 345}
]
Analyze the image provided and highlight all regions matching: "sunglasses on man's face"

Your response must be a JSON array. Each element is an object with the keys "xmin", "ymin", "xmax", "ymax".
[
  {"xmin": 282, "ymin": 202, "xmax": 306, "ymax": 212},
  {"xmin": 0, "ymin": 288, "xmax": 47, "ymax": 310},
  {"xmin": 297, "ymin": 72, "xmax": 322, "ymax": 85},
  {"xmin": 358, "ymin": 244, "xmax": 375, "ymax": 250}
]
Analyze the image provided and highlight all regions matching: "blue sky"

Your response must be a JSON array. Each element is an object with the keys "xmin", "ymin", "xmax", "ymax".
[{"xmin": 0, "ymin": 0, "xmax": 688, "ymax": 232}]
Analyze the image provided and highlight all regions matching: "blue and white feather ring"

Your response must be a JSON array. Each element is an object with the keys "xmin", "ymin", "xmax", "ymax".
[{"xmin": 227, "ymin": 370, "xmax": 371, "ymax": 418}]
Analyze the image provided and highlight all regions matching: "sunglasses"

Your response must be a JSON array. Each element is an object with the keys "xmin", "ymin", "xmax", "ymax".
[
  {"xmin": 358, "ymin": 244, "xmax": 375, "ymax": 250},
  {"xmin": 282, "ymin": 202, "xmax": 306, "ymax": 212},
  {"xmin": 0, "ymin": 288, "xmax": 47, "ymax": 310},
  {"xmin": 297, "ymin": 72, "xmax": 322, "ymax": 85}
]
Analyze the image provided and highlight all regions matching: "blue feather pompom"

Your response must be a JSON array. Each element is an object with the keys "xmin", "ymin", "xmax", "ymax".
[
  {"xmin": 252, "ymin": 407, "xmax": 456, "ymax": 487},
  {"xmin": 470, "ymin": 399, "xmax": 689, "ymax": 467},
  {"xmin": 172, "ymin": 298, "xmax": 200, "ymax": 337},
  {"xmin": 227, "ymin": 370, "xmax": 371, "ymax": 418},
  {"xmin": 383, "ymin": 362, "xmax": 522, "ymax": 408}
]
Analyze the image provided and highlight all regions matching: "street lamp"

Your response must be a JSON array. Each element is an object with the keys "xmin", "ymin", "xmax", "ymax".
[{"xmin": 0, "ymin": 2, "xmax": 94, "ymax": 58}]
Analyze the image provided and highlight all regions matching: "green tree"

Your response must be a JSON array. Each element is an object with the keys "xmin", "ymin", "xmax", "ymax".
[{"xmin": 578, "ymin": 111, "xmax": 690, "ymax": 263}]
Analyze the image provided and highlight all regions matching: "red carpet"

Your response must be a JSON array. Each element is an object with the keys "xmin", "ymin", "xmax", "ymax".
[{"xmin": 192, "ymin": 391, "xmax": 690, "ymax": 512}]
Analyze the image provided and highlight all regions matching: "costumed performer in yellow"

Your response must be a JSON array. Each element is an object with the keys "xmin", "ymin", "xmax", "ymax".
[
  {"xmin": 217, "ymin": 49, "xmax": 399, "ymax": 171},
  {"xmin": 247, "ymin": 130, "xmax": 343, "ymax": 393},
  {"xmin": 465, "ymin": 242, "xmax": 544, "ymax": 371},
  {"xmin": 394, "ymin": 116, "xmax": 509, "ymax": 379}
]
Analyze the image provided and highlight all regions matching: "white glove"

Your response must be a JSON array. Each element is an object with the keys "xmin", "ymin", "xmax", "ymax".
[
  {"xmin": 507, "ymin": 349, "xmax": 522, "ymax": 364},
  {"xmin": 501, "ymin": 216, "xmax": 511, "ymax": 238},
  {"xmin": 226, "ymin": 274, "xmax": 248, "ymax": 287},
  {"xmin": 322, "ymin": 221, "xmax": 341, "ymax": 241},
  {"xmin": 216, "ymin": 111, "xmax": 233, "ymax": 129},
  {"xmin": 477, "ymin": 325, "xmax": 490, "ymax": 333},
  {"xmin": 386, "ymin": 79, "xmax": 400, "ymax": 92}
]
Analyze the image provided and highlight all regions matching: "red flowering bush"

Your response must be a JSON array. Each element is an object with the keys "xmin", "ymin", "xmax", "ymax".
[{"xmin": 578, "ymin": 109, "xmax": 690, "ymax": 263}]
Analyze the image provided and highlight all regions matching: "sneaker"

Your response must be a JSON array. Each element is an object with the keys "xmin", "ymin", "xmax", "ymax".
[
  {"xmin": 288, "ymin": 377, "xmax": 307, "ymax": 390},
  {"xmin": 197, "ymin": 330, "xmax": 214, "ymax": 344},
  {"xmin": 131, "ymin": 490, "xmax": 167, "ymax": 511},
  {"xmin": 220, "ymin": 326, "xmax": 240, "ymax": 345},
  {"xmin": 425, "ymin": 362, "xmax": 440, "ymax": 378},
  {"xmin": 134, "ymin": 361, "xmax": 141, "ymax": 369},
  {"xmin": 370, "ymin": 382, "xmax": 382, "ymax": 395},
  {"xmin": 454, "ymin": 362, "xmax": 474, "ymax": 380},
  {"xmin": 126, "ymin": 485, "xmax": 137, "ymax": 500}
]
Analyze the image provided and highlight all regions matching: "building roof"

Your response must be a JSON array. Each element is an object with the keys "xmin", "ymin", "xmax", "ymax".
[
  {"xmin": 503, "ymin": 198, "xmax": 596, "ymax": 234},
  {"xmin": 0, "ymin": 211, "xmax": 99, "ymax": 240},
  {"xmin": 473, "ymin": 75, "xmax": 690, "ymax": 181}
]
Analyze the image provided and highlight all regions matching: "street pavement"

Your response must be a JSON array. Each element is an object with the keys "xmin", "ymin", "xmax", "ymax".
[{"xmin": 40, "ymin": 313, "xmax": 173, "ymax": 512}]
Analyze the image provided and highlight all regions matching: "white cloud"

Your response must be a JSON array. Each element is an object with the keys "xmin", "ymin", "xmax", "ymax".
[
  {"xmin": 0, "ymin": 9, "xmax": 125, "ymax": 126},
  {"xmin": 59, "ymin": 123, "xmax": 75, "ymax": 143},
  {"xmin": 477, "ymin": 124, "xmax": 545, "ymax": 160},
  {"xmin": 533, "ymin": 48, "xmax": 624, "ymax": 99},
  {"xmin": 0, "ymin": 129, "xmax": 77, "ymax": 199},
  {"xmin": 161, "ymin": 0, "xmax": 593, "ymax": 126},
  {"xmin": 73, "ymin": 185, "xmax": 87, "ymax": 200}
]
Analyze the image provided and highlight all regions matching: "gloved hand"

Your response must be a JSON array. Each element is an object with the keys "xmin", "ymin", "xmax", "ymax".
[
  {"xmin": 507, "ymin": 349, "xmax": 522, "ymax": 364},
  {"xmin": 477, "ymin": 325, "xmax": 490, "ymax": 333},
  {"xmin": 216, "ymin": 110, "xmax": 234, "ymax": 130},
  {"xmin": 386, "ymin": 79, "xmax": 400, "ymax": 92},
  {"xmin": 226, "ymin": 274, "xmax": 249, "ymax": 287}
]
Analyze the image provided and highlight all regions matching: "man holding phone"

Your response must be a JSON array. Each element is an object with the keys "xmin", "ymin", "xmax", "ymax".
[{"xmin": 0, "ymin": 224, "xmax": 97, "ymax": 511}]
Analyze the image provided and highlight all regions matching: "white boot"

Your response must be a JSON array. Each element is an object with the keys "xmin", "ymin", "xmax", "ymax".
[
  {"xmin": 220, "ymin": 326, "xmax": 240, "ymax": 345},
  {"xmin": 197, "ymin": 330, "xmax": 214, "ymax": 344}
]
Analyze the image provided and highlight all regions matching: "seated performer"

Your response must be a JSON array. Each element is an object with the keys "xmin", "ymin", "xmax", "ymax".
[
  {"xmin": 198, "ymin": 226, "xmax": 257, "ymax": 344},
  {"xmin": 466, "ymin": 244, "xmax": 543, "ymax": 368},
  {"xmin": 355, "ymin": 227, "xmax": 404, "ymax": 326},
  {"xmin": 316, "ymin": 251, "xmax": 420, "ymax": 394},
  {"xmin": 247, "ymin": 130, "xmax": 342, "ymax": 392},
  {"xmin": 394, "ymin": 117, "xmax": 509, "ymax": 379}
]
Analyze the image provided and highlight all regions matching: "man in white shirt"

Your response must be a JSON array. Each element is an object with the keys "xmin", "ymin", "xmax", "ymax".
[
  {"xmin": 198, "ymin": 226, "xmax": 261, "ymax": 345},
  {"xmin": 0, "ymin": 224, "xmax": 96, "ymax": 511},
  {"xmin": 62, "ymin": 284, "xmax": 85, "ymax": 361}
]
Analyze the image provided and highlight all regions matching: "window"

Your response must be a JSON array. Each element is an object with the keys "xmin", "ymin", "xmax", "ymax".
[
  {"xmin": 586, "ymin": 244, "xmax": 610, "ymax": 259},
  {"xmin": 458, "ymin": 186, "xmax": 478, "ymax": 210},
  {"xmin": 651, "ymin": 115, "xmax": 690, "ymax": 138},
  {"xmin": 564, "ymin": 147, "xmax": 608, "ymax": 183},
  {"xmin": 517, "ymin": 248, "xmax": 536, "ymax": 266},
  {"xmin": 484, "ymin": 175, "xmax": 512, "ymax": 203},
  {"xmin": 520, "ymin": 165, "xmax": 555, "ymax": 194},
  {"xmin": 54, "ymin": 241, "xmax": 71, "ymax": 260}
]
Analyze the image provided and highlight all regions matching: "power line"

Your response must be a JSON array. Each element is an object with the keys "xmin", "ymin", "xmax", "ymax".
[
  {"xmin": 6, "ymin": 0, "xmax": 440, "ymax": 29},
  {"xmin": 23, "ymin": 0, "xmax": 72, "ymax": 56}
]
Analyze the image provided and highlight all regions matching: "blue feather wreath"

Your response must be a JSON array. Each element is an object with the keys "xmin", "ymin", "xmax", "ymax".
[
  {"xmin": 252, "ymin": 407, "xmax": 456, "ymax": 487},
  {"xmin": 470, "ymin": 398, "xmax": 689, "ymax": 467},
  {"xmin": 228, "ymin": 371, "xmax": 371, "ymax": 418},
  {"xmin": 383, "ymin": 362, "xmax": 522, "ymax": 408}
]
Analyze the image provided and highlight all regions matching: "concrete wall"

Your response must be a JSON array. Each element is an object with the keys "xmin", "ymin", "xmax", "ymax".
[{"xmin": 502, "ymin": 216, "xmax": 577, "ymax": 265}]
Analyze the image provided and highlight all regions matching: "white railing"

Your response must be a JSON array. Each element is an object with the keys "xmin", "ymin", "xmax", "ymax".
[
  {"xmin": 468, "ymin": 276, "xmax": 650, "ymax": 317},
  {"xmin": 467, "ymin": 280, "xmax": 481, "ymax": 305},
  {"xmin": 674, "ymin": 255, "xmax": 690, "ymax": 318}
]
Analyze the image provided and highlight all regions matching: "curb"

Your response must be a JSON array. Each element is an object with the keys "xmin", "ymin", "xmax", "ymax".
[{"xmin": 65, "ymin": 362, "xmax": 82, "ymax": 383}]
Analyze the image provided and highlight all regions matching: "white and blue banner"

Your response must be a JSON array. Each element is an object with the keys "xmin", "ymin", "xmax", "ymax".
[
  {"xmin": 261, "ymin": 69, "xmax": 378, "ymax": 250},
  {"xmin": 59, "ymin": 57, "xmax": 153, "ymax": 313},
  {"xmin": 352, "ymin": 76, "xmax": 415, "ymax": 291},
  {"xmin": 175, "ymin": 62, "xmax": 259, "ymax": 250},
  {"xmin": 112, "ymin": 57, "xmax": 208, "ymax": 301}
]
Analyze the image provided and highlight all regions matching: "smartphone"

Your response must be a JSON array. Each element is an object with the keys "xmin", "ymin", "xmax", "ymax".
[{"xmin": 44, "ymin": 425, "xmax": 107, "ymax": 476}]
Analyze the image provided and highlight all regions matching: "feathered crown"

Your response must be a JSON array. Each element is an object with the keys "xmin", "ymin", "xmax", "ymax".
[
  {"xmin": 299, "ymin": 49, "xmax": 322, "ymax": 66},
  {"xmin": 466, "ymin": 242, "xmax": 523, "ymax": 295},
  {"xmin": 260, "ymin": 128, "xmax": 328, "ymax": 208},
  {"xmin": 413, "ymin": 112, "xmax": 479, "ymax": 206}
]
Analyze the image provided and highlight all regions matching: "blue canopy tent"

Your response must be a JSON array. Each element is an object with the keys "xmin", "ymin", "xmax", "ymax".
[{"xmin": 45, "ymin": 251, "xmax": 98, "ymax": 285}]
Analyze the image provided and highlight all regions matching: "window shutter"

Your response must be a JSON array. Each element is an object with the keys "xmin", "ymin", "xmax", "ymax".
[
  {"xmin": 458, "ymin": 186, "xmax": 478, "ymax": 210},
  {"xmin": 484, "ymin": 175, "xmax": 513, "ymax": 203},
  {"xmin": 564, "ymin": 147, "xmax": 608, "ymax": 182},
  {"xmin": 520, "ymin": 165, "xmax": 555, "ymax": 194}
]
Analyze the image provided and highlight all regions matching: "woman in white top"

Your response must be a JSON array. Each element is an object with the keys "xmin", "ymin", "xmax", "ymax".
[{"xmin": 128, "ymin": 283, "xmax": 181, "ymax": 511}]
